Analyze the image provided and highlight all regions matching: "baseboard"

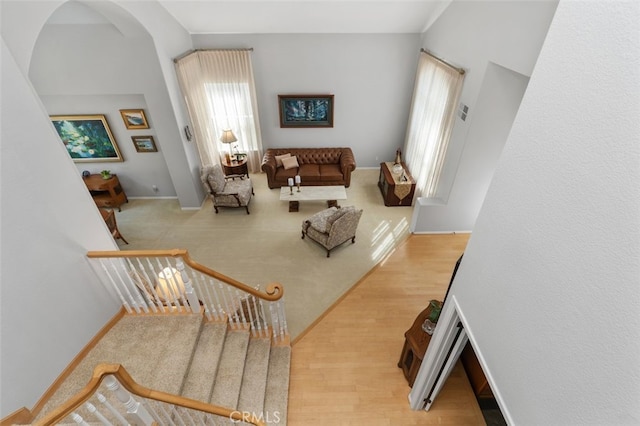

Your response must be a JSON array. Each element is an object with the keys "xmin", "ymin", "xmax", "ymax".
[
  {"xmin": 127, "ymin": 196, "xmax": 179, "ymax": 200},
  {"xmin": 29, "ymin": 307, "xmax": 126, "ymax": 418},
  {"xmin": 411, "ymin": 230, "xmax": 472, "ymax": 235}
]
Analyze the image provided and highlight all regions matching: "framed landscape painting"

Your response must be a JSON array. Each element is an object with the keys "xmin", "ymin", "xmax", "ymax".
[
  {"xmin": 278, "ymin": 94, "xmax": 334, "ymax": 128},
  {"xmin": 132, "ymin": 135, "xmax": 157, "ymax": 152},
  {"xmin": 119, "ymin": 109, "xmax": 149, "ymax": 129},
  {"xmin": 50, "ymin": 114, "xmax": 123, "ymax": 162}
]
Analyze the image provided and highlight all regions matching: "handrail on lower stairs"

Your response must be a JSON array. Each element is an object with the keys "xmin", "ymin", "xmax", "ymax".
[
  {"xmin": 86, "ymin": 249, "xmax": 289, "ymax": 344},
  {"xmin": 34, "ymin": 363, "xmax": 266, "ymax": 426}
]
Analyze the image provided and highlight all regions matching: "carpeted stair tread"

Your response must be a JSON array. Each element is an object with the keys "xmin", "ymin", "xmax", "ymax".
[
  {"xmin": 209, "ymin": 329, "xmax": 250, "ymax": 409},
  {"xmin": 237, "ymin": 336, "xmax": 271, "ymax": 415},
  {"xmin": 33, "ymin": 314, "xmax": 203, "ymax": 423},
  {"xmin": 181, "ymin": 322, "xmax": 228, "ymax": 402},
  {"xmin": 263, "ymin": 345, "xmax": 291, "ymax": 426}
]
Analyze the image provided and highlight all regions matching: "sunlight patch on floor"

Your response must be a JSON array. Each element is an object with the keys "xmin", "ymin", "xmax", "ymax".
[{"xmin": 370, "ymin": 217, "xmax": 410, "ymax": 263}]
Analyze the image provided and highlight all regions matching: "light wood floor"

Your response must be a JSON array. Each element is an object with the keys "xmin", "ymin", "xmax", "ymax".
[{"xmin": 288, "ymin": 233, "xmax": 485, "ymax": 425}]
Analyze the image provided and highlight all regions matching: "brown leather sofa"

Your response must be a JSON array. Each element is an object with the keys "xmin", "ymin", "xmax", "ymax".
[{"xmin": 261, "ymin": 147, "xmax": 356, "ymax": 189}]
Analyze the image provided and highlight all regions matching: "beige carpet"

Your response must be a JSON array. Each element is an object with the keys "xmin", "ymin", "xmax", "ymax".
[{"xmin": 115, "ymin": 169, "xmax": 413, "ymax": 339}]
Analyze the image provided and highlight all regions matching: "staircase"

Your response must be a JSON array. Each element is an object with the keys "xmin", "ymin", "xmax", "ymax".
[{"xmin": 32, "ymin": 314, "xmax": 290, "ymax": 425}]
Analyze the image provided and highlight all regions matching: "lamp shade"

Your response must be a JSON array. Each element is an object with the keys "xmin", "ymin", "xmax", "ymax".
[
  {"xmin": 156, "ymin": 267, "xmax": 186, "ymax": 300},
  {"xmin": 220, "ymin": 129, "xmax": 237, "ymax": 144}
]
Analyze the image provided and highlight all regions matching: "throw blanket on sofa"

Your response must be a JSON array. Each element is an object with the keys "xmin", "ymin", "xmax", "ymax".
[{"xmin": 261, "ymin": 148, "xmax": 356, "ymax": 189}]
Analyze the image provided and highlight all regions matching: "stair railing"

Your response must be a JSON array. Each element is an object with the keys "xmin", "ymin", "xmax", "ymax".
[
  {"xmin": 87, "ymin": 249, "xmax": 289, "ymax": 344},
  {"xmin": 34, "ymin": 363, "xmax": 266, "ymax": 426}
]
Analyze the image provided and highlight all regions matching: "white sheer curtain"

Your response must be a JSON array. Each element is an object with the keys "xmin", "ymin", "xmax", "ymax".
[
  {"xmin": 404, "ymin": 51, "xmax": 464, "ymax": 198},
  {"xmin": 175, "ymin": 49, "xmax": 263, "ymax": 172}
]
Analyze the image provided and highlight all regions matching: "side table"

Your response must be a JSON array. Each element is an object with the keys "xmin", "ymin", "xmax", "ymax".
[
  {"xmin": 222, "ymin": 158, "xmax": 249, "ymax": 178},
  {"xmin": 398, "ymin": 302, "xmax": 441, "ymax": 387},
  {"xmin": 83, "ymin": 174, "xmax": 128, "ymax": 212}
]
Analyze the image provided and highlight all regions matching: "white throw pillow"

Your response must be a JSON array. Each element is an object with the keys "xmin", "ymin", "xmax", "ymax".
[
  {"xmin": 275, "ymin": 153, "xmax": 292, "ymax": 168},
  {"xmin": 281, "ymin": 155, "xmax": 300, "ymax": 170}
]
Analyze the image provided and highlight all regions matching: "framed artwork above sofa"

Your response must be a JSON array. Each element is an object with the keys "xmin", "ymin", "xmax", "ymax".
[{"xmin": 278, "ymin": 94, "xmax": 334, "ymax": 128}]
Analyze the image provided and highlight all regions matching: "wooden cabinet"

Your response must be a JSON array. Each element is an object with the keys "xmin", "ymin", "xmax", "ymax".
[
  {"xmin": 222, "ymin": 158, "xmax": 249, "ymax": 178},
  {"xmin": 378, "ymin": 162, "xmax": 416, "ymax": 206},
  {"xmin": 84, "ymin": 174, "xmax": 128, "ymax": 211},
  {"xmin": 398, "ymin": 303, "xmax": 440, "ymax": 387}
]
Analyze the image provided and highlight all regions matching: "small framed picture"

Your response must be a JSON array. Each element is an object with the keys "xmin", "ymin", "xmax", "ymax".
[
  {"xmin": 120, "ymin": 109, "xmax": 149, "ymax": 129},
  {"xmin": 131, "ymin": 135, "xmax": 157, "ymax": 152}
]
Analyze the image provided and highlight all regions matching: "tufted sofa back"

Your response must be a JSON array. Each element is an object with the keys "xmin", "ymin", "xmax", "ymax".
[{"xmin": 267, "ymin": 148, "xmax": 344, "ymax": 165}]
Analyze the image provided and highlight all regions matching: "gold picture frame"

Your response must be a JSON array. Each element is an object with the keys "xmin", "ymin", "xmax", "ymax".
[
  {"xmin": 50, "ymin": 114, "xmax": 123, "ymax": 163},
  {"xmin": 132, "ymin": 135, "xmax": 158, "ymax": 153},
  {"xmin": 119, "ymin": 109, "xmax": 149, "ymax": 129}
]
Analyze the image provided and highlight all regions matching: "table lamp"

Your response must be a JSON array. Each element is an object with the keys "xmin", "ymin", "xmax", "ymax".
[{"xmin": 220, "ymin": 129, "xmax": 237, "ymax": 163}]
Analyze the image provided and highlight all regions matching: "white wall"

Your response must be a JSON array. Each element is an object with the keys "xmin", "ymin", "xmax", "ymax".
[
  {"xmin": 192, "ymin": 33, "xmax": 422, "ymax": 167},
  {"xmin": 412, "ymin": 0, "xmax": 558, "ymax": 232},
  {"xmin": 0, "ymin": 39, "xmax": 121, "ymax": 416},
  {"xmin": 450, "ymin": 1, "xmax": 640, "ymax": 424},
  {"xmin": 0, "ymin": 0, "xmax": 199, "ymax": 416},
  {"xmin": 10, "ymin": 0, "xmax": 204, "ymax": 208}
]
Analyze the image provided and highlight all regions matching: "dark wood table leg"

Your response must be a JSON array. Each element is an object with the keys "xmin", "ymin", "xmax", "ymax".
[
  {"xmin": 289, "ymin": 201, "xmax": 299, "ymax": 212},
  {"xmin": 327, "ymin": 200, "xmax": 338, "ymax": 208}
]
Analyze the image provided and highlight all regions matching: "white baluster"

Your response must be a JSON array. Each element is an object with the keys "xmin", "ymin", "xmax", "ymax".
[
  {"xmin": 269, "ymin": 303, "xmax": 280, "ymax": 343},
  {"xmin": 98, "ymin": 259, "xmax": 132, "ymax": 313},
  {"xmin": 142, "ymin": 257, "xmax": 164, "ymax": 309},
  {"xmin": 211, "ymin": 278, "xmax": 225, "ymax": 321},
  {"xmin": 85, "ymin": 401, "xmax": 113, "ymax": 426},
  {"xmin": 109, "ymin": 258, "xmax": 144, "ymax": 314},
  {"xmin": 278, "ymin": 298, "xmax": 289, "ymax": 342},
  {"xmin": 153, "ymin": 400, "xmax": 175, "ymax": 426},
  {"xmin": 96, "ymin": 393, "xmax": 128, "ymax": 426},
  {"xmin": 218, "ymin": 282, "xmax": 236, "ymax": 328},
  {"xmin": 176, "ymin": 259, "xmax": 200, "ymax": 314},
  {"xmin": 105, "ymin": 375, "xmax": 154, "ymax": 425},
  {"xmin": 140, "ymin": 398, "xmax": 163, "ymax": 426},
  {"xmin": 194, "ymin": 273, "xmax": 215, "ymax": 320},
  {"xmin": 170, "ymin": 405, "xmax": 187, "ymax": 426},
  {"xmin": 235, "ymin": 289, "xmax": 248, "ymax": 326},
  {"xmin": 70, "ymin": 412, "xmax": 90, "ymax": 426},
  {"xmin": 126, "ymin": 258, "xmax": 157, "ymax": 313},
  {"xmin": 251, "ymin": 296, "xmax": 264, "ymax": 338}
]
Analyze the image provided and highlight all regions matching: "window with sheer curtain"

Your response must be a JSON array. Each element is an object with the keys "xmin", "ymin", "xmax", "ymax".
[
  {"xmin": 403, "ymin": 51, "xmax": 465, "ymax": 199},
  {"xmin": 174, "ymin": 49, "xmax": 263, "ymax": 172}
]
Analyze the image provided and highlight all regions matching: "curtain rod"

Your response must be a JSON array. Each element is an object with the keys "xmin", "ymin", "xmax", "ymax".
[
  {"xmin": 420, "ymin": 48, "xmax": 465, "ymax": 75},
  {"xmin": 173, "ymin": 48, "xmax": 254, "ymax": 63}
]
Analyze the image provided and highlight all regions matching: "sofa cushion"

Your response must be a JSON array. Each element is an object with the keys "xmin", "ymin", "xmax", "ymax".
[
  {"xmin": 319, "ymin": 164, "xmax": 343, "ymax": 181},
  {"xmin": 275, "ymin": 153, "xmax": 291, "ymax": 167},
  {"xmin": 282, "ymin": 155, "xmax": 300, "ymax": 170},
  {"xmin": 298, "ymin": 163, "xmax": 320, "ymax": 180}
]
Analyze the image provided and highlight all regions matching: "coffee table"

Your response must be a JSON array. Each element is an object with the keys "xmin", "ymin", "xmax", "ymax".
[{"xmin": 279, "ymin": 185, "xmax": 347, "ymax": 212}]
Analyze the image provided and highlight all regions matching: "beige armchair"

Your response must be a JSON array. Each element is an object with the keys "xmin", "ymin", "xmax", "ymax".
[
  {"xmin": 201, "ymin": 165, "xmax": 254, "ymax": 214},
  {"xmin": 301, "ymin": 206, "xmax": 363, "ymax": 257}
]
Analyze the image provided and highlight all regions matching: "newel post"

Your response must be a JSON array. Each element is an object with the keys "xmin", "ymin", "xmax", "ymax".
[
  {"xmin": 105, "ymin": 375, "xmax": 154, "ymax": 425},
  {"xmin": 176, "ymin": 259, "xmax": 200, "ymax": 313}
]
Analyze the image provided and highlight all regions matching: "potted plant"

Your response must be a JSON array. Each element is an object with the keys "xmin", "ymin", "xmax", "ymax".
[{"xmin": 100, "ymin": 170, "xmax": 112, "ymax": 180}]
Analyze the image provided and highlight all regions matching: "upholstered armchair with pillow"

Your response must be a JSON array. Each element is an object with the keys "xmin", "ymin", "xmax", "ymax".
[
  {"xmin": 301, "ymin": 206, "xmax": 363, "ymax": 257},
  {"xmin": 201, "ymin": 164, "xmax": 254, "ymax": 214}
]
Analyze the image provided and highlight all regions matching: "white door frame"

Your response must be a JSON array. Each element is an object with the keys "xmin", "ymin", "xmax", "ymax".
[{"xmin": 408, "ymin": 296, "xmax": 468, "ymax": 410}]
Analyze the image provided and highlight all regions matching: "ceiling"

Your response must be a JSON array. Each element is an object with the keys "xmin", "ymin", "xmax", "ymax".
[{"xmin": 156, "ymin": 0, "xmax": 452, "ymax": 34}]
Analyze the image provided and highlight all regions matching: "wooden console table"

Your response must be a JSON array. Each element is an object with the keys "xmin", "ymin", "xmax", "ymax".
[
  {"xmin": 378, "ymin": 162, "xmax": 416, "ymax": 206},
  {"xmin": 84, "ymin": 174, "xmax": 128, "ymax": 211}
]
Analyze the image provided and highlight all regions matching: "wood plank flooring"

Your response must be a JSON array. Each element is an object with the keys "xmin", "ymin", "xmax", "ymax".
[{"xmin": 288, "ymin": 233, "xmax": 485, "ymax": 425}]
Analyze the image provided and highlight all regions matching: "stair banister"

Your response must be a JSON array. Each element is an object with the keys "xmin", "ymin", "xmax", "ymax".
[
  {"xmin": 33, "ymin": 363, "xmax": 266, "ymax": 426},
  {"xmin": 87, "ymin": 249, "xmax": 284, "ymax": 301}
]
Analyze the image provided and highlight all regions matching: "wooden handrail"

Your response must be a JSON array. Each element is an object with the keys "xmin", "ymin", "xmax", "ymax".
[
  {"xmin": 87, "ymin": 249, "xmax": 284, "ymax": 301},
  {"xmin": 34, "ymin": 363, "xmax": 266, "ymax": 426}
]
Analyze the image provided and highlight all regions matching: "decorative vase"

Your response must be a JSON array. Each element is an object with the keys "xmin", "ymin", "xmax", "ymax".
[{"xmin": 394, "ymin": 149, "xmax": 402, "ymax": 165}]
